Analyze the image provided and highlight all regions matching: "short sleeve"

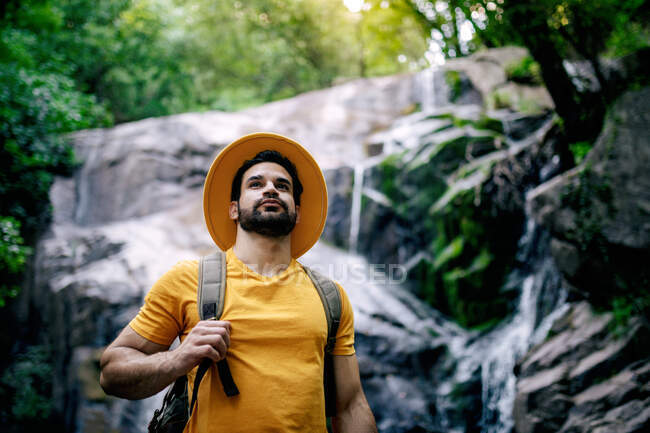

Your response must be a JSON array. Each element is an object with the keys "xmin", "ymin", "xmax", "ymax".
[
  {"xmin": 129, "ymin": 261, "xmax": 196, "ymax": 346},
  {"xmin": 332, "ymin": 283, "xmax": 355, "ymax": 356}
]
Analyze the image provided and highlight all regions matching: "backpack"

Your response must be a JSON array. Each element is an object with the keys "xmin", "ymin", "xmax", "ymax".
[{"xmin": 148, "ymin": 250, "xmax": 342, "ymax": 433}]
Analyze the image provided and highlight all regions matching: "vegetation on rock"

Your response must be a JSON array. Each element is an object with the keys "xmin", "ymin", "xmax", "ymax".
[{"xmin": 372, "ymin": 114, "xmax": 521, "ymax": 329}]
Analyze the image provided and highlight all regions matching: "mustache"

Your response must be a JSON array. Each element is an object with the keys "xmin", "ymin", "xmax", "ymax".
[{"xmin": 254, "ymin": 197, "xmax": 289, "ymax": 211}]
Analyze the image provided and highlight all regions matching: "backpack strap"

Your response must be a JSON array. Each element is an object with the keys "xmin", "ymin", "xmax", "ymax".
[
  {"xmin": 189, "ymin": 251, "xmax": 239, "ymax": 417},
  {"xmin": 197, "ymin": 251, "xmax": 227, "ymax": 320},
  {"xmin": 302, "ymin": 265, "xmax": 342, "ymax": 417}
]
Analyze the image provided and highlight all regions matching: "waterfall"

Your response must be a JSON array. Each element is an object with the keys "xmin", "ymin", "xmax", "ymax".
[
  {"xmin": 348, "ymin": 154, "xmax": 393, "ymax": 253},
  {"xmin": 420, "ymin": 67, "xmax": 437, "ymax": 112},
  {"xmin": 348, "ymin": 67, "xmax": 442, "ymax": 252},
  {"xmin": 348, "ymin": 163, "xmax": 365, "ymax": 253},
  {"xmin": 434, "ymin": 214, "xmax": 568, "ymax": 433}
]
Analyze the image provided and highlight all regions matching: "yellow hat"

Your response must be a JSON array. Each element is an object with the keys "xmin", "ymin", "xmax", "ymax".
[{"xmin": 203, "ymin": 132, "xmax": 328, "ymax": 258}]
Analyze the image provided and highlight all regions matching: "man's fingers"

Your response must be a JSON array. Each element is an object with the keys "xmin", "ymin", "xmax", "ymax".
[
  {"xmin": 199, "ymin": 320, "xmax": 231, "ymax": 332},
  {"xmin": 192, "ymin": 333, "xmax": 230, "ymax": 351},
  {"xmin": 200, "ymin": 345, "xmax": 222, "ymax": 362}
]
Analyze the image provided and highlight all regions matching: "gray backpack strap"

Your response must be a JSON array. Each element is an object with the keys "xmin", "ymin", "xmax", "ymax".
[
  {"xmin": 190, "ymin": 250, "xmax": 238, "ymax": 417},
  {"xmin": 197, "ymin": 250, "xmax": 227, "ymax": 320},
  {"xmin": 302, "ymin": 265, "xmax": 341, "ymax": 417},
  {"xmin": 302, "ymin": 265, "xmax": 341, "ymax": 352}
]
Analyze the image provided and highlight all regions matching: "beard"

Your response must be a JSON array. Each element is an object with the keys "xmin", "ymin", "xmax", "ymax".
[{"xmin": 237, "ymin": 199, "xmax": 297, "ymax": 237}]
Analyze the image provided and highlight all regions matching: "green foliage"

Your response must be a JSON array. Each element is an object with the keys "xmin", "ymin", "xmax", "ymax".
[
  {"xmin": 610, "ymin": 296, "xmax": 636, "ymax": 331},
  {"xmin": 0, "ymin": 2, "xmax": 113, "ymax": 306},
  {"xmin": 568, "ymin": 141, "xmax": 592, "ymax": 164},
  {"xmin": 0, "ymin": 345, "xmax": 55, "ymax": 430},
  {"xmin": 360, "ymin": 1, "xmax": 429, "ymax": 74},
  {"xmin": 505, "ymin": 55, "xmax": 542, "ymax": 85},
  {"xmin": 381, "ymin": 114, "xmax": 519, "ymax": 328},
  {"xmin": 604, "ymin": 21, "xmax": 650, "ymax": 58},
  {"xmin": 0, "ymin": 218, "xmax": 31, "ymax": 308}
]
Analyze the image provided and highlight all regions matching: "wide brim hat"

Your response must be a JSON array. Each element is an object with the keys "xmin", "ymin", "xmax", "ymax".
[{"xmin": 203, "ymin": 132, "xmax": 328, "ymax": 258}]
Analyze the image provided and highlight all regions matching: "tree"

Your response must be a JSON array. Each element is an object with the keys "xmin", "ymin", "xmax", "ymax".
[
  {"xmin": 0, "ymin": 0, "xmax": 111, "ymax": 306},
  {"xmin": 392, "ymin": 0, "xmax": 649, "ymax": 140}
]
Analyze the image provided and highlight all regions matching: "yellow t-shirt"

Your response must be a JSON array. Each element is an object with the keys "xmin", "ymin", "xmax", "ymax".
[{"xmin": 129, "ymin": 248, "xmax": 355, "ymax": 433}]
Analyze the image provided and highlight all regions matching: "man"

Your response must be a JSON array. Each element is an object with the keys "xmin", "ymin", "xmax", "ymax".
[{"xmin": 100, "ymin": 133, "xmax": 377, "ymax": 432}]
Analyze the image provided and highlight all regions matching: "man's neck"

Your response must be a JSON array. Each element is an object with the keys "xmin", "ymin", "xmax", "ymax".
[{"xmin": 232, "ymin": 228, "xmax": 292, "ymax": 277}]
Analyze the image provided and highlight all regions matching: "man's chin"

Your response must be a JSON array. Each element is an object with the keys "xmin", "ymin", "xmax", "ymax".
[{"xmin": 238, "ymin": 211, "xmax": 297, "ymax": 237}]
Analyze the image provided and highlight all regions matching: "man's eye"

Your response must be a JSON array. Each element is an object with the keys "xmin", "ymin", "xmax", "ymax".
[
  {"xmin": 250, "ymin": 182, "xmax": 261, "ymax": 187},
  {"xmin": 277, "ymin": 184, "xmax": 289, "ymax": 190}
]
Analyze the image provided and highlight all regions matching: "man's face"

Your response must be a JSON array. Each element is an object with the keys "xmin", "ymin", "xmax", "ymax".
[{"xmin": 230, "ymin": 162, "xmax": 300, "ymax": 237}]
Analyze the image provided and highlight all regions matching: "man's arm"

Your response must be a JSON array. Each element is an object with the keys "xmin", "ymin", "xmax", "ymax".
[
  {"xmin": 331, "ymin": 354, "xmax": 377, "ymax": 433},
  {"xmin": 99, "ymin": 320, "xmax": 231, "ymax": 400}
]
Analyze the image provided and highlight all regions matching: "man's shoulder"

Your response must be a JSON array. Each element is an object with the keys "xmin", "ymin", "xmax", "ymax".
[
  {"xmin": 153, "ymin": 259, "xmax": 199, "ymax": 292},
  {"xmin": 167, "ymin": 259, "xmax": 199, "ymax": 276}
]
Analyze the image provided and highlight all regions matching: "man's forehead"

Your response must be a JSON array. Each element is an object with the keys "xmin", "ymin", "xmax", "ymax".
[{"xmin": 242, "ymin": 162, "xmax": 292, "ymax": 182}]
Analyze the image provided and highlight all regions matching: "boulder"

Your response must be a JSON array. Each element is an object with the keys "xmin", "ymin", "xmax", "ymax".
[
  {"xmin": 528, "ymin": 87, "xmax": 650, "ymax": 301},
  {"xmin": 513, "ymin": 302, "xmax": 650, "ymax": 433}
]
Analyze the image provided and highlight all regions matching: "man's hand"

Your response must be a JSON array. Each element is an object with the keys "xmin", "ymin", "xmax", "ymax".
[
  {"xmin": 170, "ymin": 320, "xmax": 231, "ymax": 375},
  {"xmin": 99, "ymin": 321, "xmax": 231, "ymax": 400}
]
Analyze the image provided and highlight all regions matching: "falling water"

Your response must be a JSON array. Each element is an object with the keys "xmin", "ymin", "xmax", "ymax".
[
  {"xmin": 420, "ymin": 67, "xmax": 437, "ymax": 112},
  {"xmin": 348, "ymin": 154, "xmax": 392, "ymax": 253},
  {"xmin": 435, "ymin": 214, "xmax": 568, "ymax": 433},
  {"xmin": 348, "ymin": 163, "xmax": 365, "ymax": 253}
]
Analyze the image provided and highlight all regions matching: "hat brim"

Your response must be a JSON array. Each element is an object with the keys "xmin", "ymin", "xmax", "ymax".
[{"xmin": 203, "ymin": 132, "xmax": 328, "ymax": 258}]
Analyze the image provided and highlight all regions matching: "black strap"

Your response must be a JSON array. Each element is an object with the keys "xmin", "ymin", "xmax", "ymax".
[
  {"xmin": 217, "ymin": 359, "xmax": 240, "ymax": 397},
  {"xmin": 189, "ymin": 358, "xmax": 240, "ymax": 416},
  {"xmin": 189, "ymin": 359, "xmax": 210, "ymax": 417},
  {"xmin": 324, "ymin": 352, "xmax": 337, "ymax": 417}
]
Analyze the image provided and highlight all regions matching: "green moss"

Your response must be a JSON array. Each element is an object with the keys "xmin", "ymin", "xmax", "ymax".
[
  {"xmin": 474, "ymin": 115, "xmax": 504, "ymax": 134},
  {"xmin": 561, "ymin": 166, "xmax": 613, "ymax": 252},
  {"xmin": 505, "ymin": 55, "xmax": 543, "ymax": 85},
  {"xmin": 561, "ymin": 164, "xmax": 649, "ymax": 322},
  {"xmin": 373, "ymin": 109, "xmax": 525, "ymax": 329},
  {"xmin": 488, "ymin": 88, "xmax": 513, "ymax": 110},
  {"xmin": 569, "ymin": 141, "xmax": 593, "ymax": 164},
  {"xmin": 445, "ymin": 70, "xmax": 463, "ymax": 102}
]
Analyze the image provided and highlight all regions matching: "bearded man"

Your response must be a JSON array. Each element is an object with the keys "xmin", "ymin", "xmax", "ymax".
[{"xmin": 100, "ymin": 133, "xmax": 377, "ymax": 433}]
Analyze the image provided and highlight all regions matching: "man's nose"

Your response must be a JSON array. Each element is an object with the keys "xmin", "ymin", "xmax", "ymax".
[{"xmin": 262, "ymin": 181, "xmax": 279, "ymax": 196}]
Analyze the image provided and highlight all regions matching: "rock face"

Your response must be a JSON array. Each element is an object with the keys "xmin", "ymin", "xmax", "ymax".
[
  {"xmin": 513, "ymin": 302, "xmax": 650, "ymax": 433},
  {"xmin": 443, "ymin": 46, "xmax": 554, "ymax": 113},
  {"xmin": 516, "ymin": 87, "xmax": 650, "ymax": 433},
  {"xmin": 528, "ymin": 88, "xmax": 650, "ymax": 302}
]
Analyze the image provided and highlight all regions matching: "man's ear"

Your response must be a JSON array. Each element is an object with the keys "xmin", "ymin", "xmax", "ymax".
[
  {"xmin": 229, "ymin": 201, "xmax": 239, "ymax": 221},
  {"xmin": 295, "ymin": 205, "xmax": 300, "ymax": 224}
]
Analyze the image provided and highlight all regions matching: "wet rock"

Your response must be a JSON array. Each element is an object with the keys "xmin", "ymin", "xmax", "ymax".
[{"xmin": 514, "ymin": 302, "xmax": 650, "ymax": 433}]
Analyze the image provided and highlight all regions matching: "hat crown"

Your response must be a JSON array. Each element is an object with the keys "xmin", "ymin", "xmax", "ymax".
[{"xmin": 203, "ymin": 132, "xmax": 327, "ymax": 258}]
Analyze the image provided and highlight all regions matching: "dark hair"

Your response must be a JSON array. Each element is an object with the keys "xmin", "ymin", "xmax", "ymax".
[{"xmin": 230, "ymin": 150, "xmax": 303, "ymax": 205}]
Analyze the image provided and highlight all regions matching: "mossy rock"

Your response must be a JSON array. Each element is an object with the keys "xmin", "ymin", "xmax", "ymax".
[
  {"xmin": 505, "ymin": 55, "xmax": 543, "ymax": 85},
  {"xmin": 487, "ymin": 83, "xmax": 554, "ymax": 114},
  {"xmin": 368, "ymin": 109, "xmax": 526, "ymax": 329}
]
